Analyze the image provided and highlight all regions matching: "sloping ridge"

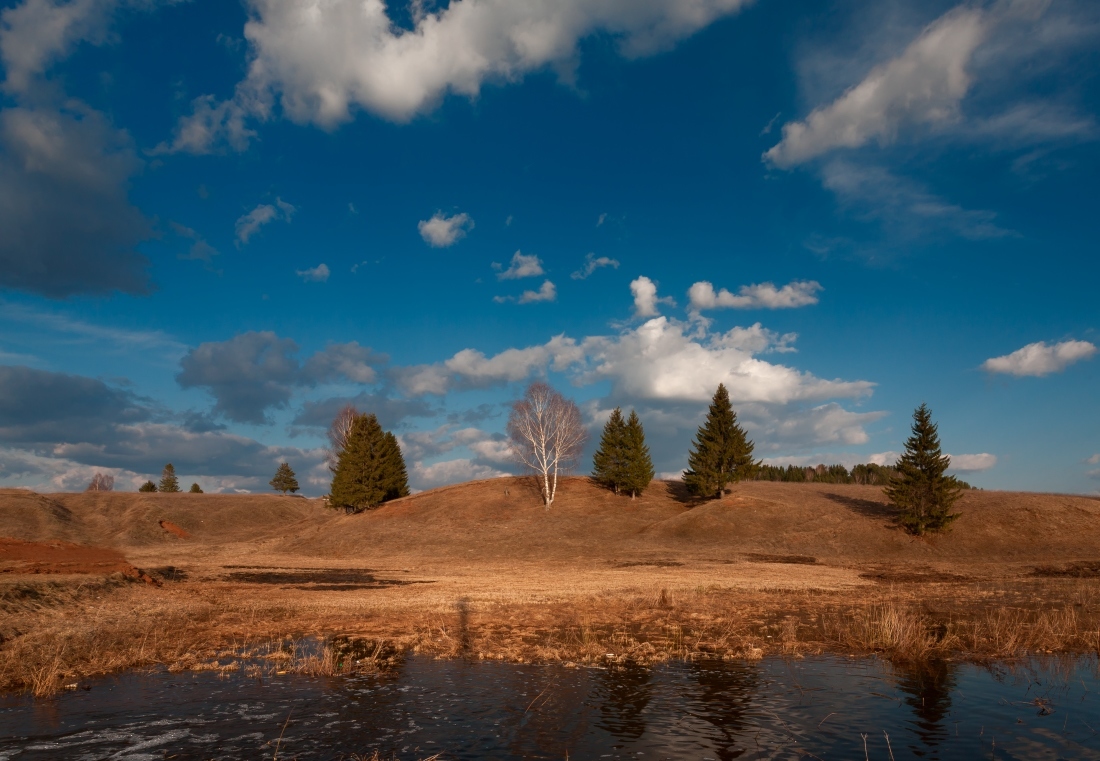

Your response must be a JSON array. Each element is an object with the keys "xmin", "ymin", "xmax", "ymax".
[
  {"xmin": 0, "ymin": 489, "xmax": 83, "ymax": 543},
  {"xmin": 4, "ymin": 480, "xmax": 1100, "ymax": 564}
]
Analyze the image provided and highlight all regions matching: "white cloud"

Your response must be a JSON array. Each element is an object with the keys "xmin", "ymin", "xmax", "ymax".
[
  {"xmin": 418, "ymin": 211, "xmax": 474, "ymax": 247},
  {"xmin": 982, "ymin": 340, "xmax": 1097, "ymax": 377},
  {"xmin": 496, "ymin": 251, "xmax": 544, "ymax": 280},
  {"xmin": 581, "ymin": 316, "xmax": 873, "ymax": 404},
  {"xmin": 296, "ymin": 263, "xmax": 330, "ymax": 282},
  {"xmin": 571, "ymin": 253, "xmax": 619, "ymax": 280},
  {"xmin": 688, "ymin": 280, "xmax": 822, "ymax": 311},
  {"xmin": 235, "ymin": 198, "xmax": 295, "ymax": 246},
  {"xmin": 518, "ymin": 280, "xmax": 556, "ymax": 304},
  {"xmin": 869, "ymin": 451, "xmax": 900, "ymax": 466},
  {"xmin": 765, "ymin": 6, "xmax": 987, "ymax": 167},
  {"xmin": 168, "ymin": 0, "xmax": 753, "ymax": 150},
  {"xmin": 751, "ymin": 403, "xmax": 885, "ymax": 448},
  {"xmin": 410, "ymin": 458, "xmax": 509, "ymax": 491},
  {"xmin": 597, "ymin": 212, "xmax": 607, "ymax": 226},
  {"xmin": 1088, "ymin": 454, "xmax": 1100, "ymax": 466},
  {"xmin": 630, "ymin": 276, "xmax": 674, "ymax": 318},
  {"xmin": 948, "ymin": 452, "xmax": 997, "ymax": 472}
]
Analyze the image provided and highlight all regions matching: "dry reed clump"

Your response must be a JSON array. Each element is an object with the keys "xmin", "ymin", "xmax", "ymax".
[{"xmin": 820, "ymin": 600, "xmax": 1100, "ymax": 662}]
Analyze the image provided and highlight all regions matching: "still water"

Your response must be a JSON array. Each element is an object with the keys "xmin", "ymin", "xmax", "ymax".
[{"xmin": 2, "ymin": 655, "xmax": 1099, "ymax": 760}]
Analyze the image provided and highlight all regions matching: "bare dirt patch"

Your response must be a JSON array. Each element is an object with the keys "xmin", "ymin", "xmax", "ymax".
[
  {"xmin": 0, "ymin": 538, "xmax": 156, "ymax": 584},
  {"xmin": 860, "ymin": 568, "xmax": 971, "ymax": 584},
  {"xmin": 158, "ymin": 520, "xmax": 191, "ymax": 539}
]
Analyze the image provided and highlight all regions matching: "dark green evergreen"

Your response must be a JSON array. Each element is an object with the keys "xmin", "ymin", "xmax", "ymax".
[
  {"xmin": 885, "ymin": 404, "xmax": 963, "ymax": 535},
  {"xmin": 591, "ymin": 407, "xmax": 628, "ymax": 493},
  {"xmin": 621, "ymin": 410, "xmax": 655, "ymax": 499},
  {"xmin": 380, "ymin": 432, "xmax": 410, "ymax": 501},
  {"xmin": 189, "ymin": 483, "xmax": 203, "ymax": 493},
  {"xmin": 270, "ymin": 462, "xmax": 300, "ymax": 495},
  {"xmin": 138, "ymin": 480, "xmax": 157, "ymax": 493},
  {"xmin": 683, "ymin": 384, "xmax": 757, "ymax": 498},
  {"xmin": 159, "ymin": 463, "xmax": 181, "ymax": 493},
  {"xmin": 329, "ymin": 414, "xmax": 408, "ymax": 511}
]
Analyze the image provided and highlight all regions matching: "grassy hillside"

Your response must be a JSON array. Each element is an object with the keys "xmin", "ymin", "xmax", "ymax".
[{"xmin": 4, "ymin": 478, "xmax": 1099, "ymax": 566}]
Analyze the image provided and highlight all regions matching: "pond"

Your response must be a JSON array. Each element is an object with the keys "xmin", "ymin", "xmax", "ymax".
[{"xmin": 2, "ymin": 654, "xmax": 1098, "ymax": 759}]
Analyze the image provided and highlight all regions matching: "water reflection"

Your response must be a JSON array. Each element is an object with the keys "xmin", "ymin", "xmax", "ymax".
[
  {"xmin": 896, "ymin": 659, "xmax": 957, "ymax": 757},
  {"xmin": 594, "ymin": 665, "xmax": 652, "ymax": 742},
  {"xmin": 1, "ymin": 655, "xmax": 1097, "ymax": 760},
  {"xmin": 688, "ymin": 659, "xmax": 760, "ymax": 759}
]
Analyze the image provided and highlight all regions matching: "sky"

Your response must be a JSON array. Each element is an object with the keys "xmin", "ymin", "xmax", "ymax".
[{"xmin": 0, "ymin": 0, "xmax": 1097, "ymax": 496}]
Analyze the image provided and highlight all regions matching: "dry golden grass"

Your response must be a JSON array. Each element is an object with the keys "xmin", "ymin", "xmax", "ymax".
[{"xmin": 4, "ymin": 477, "xmax": 1100, "ymax": 695}]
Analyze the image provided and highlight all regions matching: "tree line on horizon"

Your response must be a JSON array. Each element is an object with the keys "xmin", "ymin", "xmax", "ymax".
[{"xmin": 93, "ymin": 380, "xmax": 966, "ymax": 537}]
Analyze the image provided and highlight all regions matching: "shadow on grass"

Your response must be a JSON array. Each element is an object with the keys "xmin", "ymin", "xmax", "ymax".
[{"xmin": 821, "ymin": 492, "xmax": 898, "ymax": 523}]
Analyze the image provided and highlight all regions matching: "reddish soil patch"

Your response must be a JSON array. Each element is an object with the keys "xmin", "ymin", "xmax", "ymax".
[
  {"xmin": 158, "ymin": 520, "xmax": 191, "ymax": 539},
  {"xmin": 0, "ymin": 538, "xmax": 158, "ymax": 584}
]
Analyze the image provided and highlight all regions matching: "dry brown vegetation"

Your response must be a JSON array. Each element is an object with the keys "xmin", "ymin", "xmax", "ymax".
[{"xmin": 3, "ymin": 479, "xmax": 1100, "ymax": 695}]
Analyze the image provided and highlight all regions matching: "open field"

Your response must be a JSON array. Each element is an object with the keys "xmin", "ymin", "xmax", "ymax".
[{"xmin": 3, "ymin": 479, "xmax": 1100, "ymax": 695}]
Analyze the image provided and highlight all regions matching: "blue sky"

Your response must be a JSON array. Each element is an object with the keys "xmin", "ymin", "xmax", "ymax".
[{"xmin": 0, "ymin": 0, "xmax": 1097, "ymax": 495}]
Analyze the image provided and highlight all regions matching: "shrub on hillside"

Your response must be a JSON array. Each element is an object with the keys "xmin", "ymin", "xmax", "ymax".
[
  {"xmin": 189, "ymin": 483, "xmax": 203, "ymax": 493},
  {"xmin": 138, "ymin": 481, "xmax": 157, "ymax": 492}
]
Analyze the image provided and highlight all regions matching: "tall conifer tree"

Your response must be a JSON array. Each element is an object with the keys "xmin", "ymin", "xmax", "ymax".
[
  {"xmin": 330, "ymin": 414, "xmax": 408, "ymax": 511},
  {"xmin": 885, "ymin": 404, "xmax": 963, "ymax": 535},
  {"xmin": 159, "ymin": 463, "xmax": 181, "ymax": 493},
  {"xmin": 622, "ymin": 410, "xmax": 655, "ymax": 499},
  {"xmin": 380, "ymin": 431, "xmax": 410, "ymax": 501},
  {"xmin": 592, "ymin": 407, "xmax": 628, "ymax": 493},
  {"xmin": 683, "ymin": 384, "xmax": 756, "ymax": 498}
]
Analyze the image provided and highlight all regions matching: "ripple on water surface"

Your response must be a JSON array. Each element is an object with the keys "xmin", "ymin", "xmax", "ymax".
[{"xmin": 2, "ymin": 655, "xmax": 1099, "ymax": 760}]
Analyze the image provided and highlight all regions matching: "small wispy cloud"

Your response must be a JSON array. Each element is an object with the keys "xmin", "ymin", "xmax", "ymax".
[
  {"xmin": 418, "ymin": 211, "xmax": 474, "ymax": 247},
  {"xmin": 948, "ymin": 453, "xmax": 997, "ymax": 472},
  {"xmin": 494, "ymin": 280, "xmax": 557, "ymax": 304},
  {"xmin": 494, "ymin": 251, "xmax": 544, "ymax": 280},
  {"xmin": 571, "ymin": 253, "xmax": 619, "ymax": 280},
  {"xmin": 235, "ymin": 198, "xmax": 295, "ymax": 246},
  {"xmin": 296, "ymin": 263, "xmax": 330, "ymax": 282}
]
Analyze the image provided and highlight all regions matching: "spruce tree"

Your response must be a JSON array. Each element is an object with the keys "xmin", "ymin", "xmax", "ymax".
[
  {"xmin": 592, "ymin": 407, "xmax": 628, "ymax": 494},
  {"xmin": 379, "ymin": 432, "xmax": 410, "ymax": 501},
  {"xmin": 330, "ymin": 414, "xmax": 389, "ymax": 511},
  {"xmin": 139, "ymin": 480, "xmax": 157, "ymax": 493},
  {"xmin": 270, "ymin": 462, "xmax": 300, "ymax": 495},
  {"xmin": 885, "ymin": 404, "xmax": 963, "ymax": 535},
  {"xmin": 189, "ymin": 483, "xmax": 203, "ymax": 493},
  {"xmin": 621, "ymin": 410, "xmax": 655, "ymax": 499},
  {"xmin": 683, "ymin": 384, "xmax": 757, "ymax": 498},
  {"xmin": 159, "ymin": 463, "xmax": 181, "ymax": 493}
]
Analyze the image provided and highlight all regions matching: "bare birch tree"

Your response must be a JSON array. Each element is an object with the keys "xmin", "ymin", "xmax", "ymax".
[
  {"xmin": 86, "ymin": 473, "xmax": 114, "ymax": 491},
  {"xmin": 327, "ymin": 404, "xmax": 359, "ymax": 468},
  {"xmin": 506, "ymin": 382, "xmax": 587, "ymax": 508}
]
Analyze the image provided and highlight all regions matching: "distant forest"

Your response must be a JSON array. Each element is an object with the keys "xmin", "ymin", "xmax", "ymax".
[{"xmin": 753, "ymin": 462, "xmax": 973, "ymax": 489}]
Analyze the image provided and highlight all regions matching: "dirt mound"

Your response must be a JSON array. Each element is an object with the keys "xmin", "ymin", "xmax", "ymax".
[
  {"xmin": 158, "ymin": 520, "xmax": 191, "ymax": 539},
  {"xmin": 0, "ymin": 490, "xmax": 83, "ymax": 544},
  {"xmin": 0, "ymin": 538, "xmax": 156, "ymax": 583}
]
